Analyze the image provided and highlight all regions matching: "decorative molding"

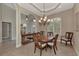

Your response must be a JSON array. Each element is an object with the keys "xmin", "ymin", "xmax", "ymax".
[
  {"xmin": 46, "ymin": 3, "xmax": 61, "ymax": 12},
  {"xmin": 30, "ymin": 3, "xmax": 61, "ymax": 13},
  {"xmin": 30, "ymin": 3, "xmax": 41, "ymax": 12},
  {"xmin": 19, "ymin": 5, "xmax": 40, "ymax": 17}
]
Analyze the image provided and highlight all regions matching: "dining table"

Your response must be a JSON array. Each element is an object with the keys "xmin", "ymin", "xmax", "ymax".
[
  {"xmin": 39, "ymin": 35, "xmax": 55, "ymax": 51},
  {"xmin": 40, "ymin": 35, "xmax": 54, "ymax": 43}
]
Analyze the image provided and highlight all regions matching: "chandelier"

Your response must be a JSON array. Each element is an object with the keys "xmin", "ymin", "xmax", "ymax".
[{"xmin": 38, "ymin": 3, "xmax": 51, "ymax": 25}]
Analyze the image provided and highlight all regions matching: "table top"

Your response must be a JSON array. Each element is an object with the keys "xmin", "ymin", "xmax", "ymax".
[{"xmin": 41, "ymin": 35, "xmax": 54, "ymax": 42}]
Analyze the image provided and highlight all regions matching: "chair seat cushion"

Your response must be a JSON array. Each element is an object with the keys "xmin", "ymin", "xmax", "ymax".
[
  {"xmin": 41, "ymin": 43, "xmax": 46, "ymax": 47},
  {"xmin": 62, "ymin": 38, "xmax": 68, "ymax": 41},
  {"xmin": 61, "ymin": 37, "xmax": 65, "ymax": 39},
  {"xmin": 38, "ymin": 42, "xmax": 46, "ymax": 48},
  {"xmin": 64, "ymin": 38, "xmax": 68, "ymax": 40},
  {"xmin": 47, "ymin": 42, "xmax": 54, "ymax": 46},
  {"xmin": 61, "ymin": 37, "xmax": 68, "ymax": 41}
]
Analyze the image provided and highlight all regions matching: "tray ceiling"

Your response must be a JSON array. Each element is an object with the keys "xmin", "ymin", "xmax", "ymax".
[
  {"xmin": 19, "ymin": 3, "xmax": 74, "ymax": 16},
  {"xmin": 3, "ymin": 3, "xmax": 74, "ymax": 16}
]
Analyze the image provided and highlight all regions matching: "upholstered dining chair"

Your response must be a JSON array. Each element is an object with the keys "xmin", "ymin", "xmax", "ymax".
[
  {"xmin": 33, "ymin": 33, "xmax": 47, "ymax": 56},
  {"xmin": 47, "ymin": 32, "xmax": 53, "ymax": 37},
  {"xmin": 47, "ymin": 34, "xmax": 59, "ymax": 54},
  {"xmin": 61, "ymin": 32, "xmax": 73, "ymax": 46}
]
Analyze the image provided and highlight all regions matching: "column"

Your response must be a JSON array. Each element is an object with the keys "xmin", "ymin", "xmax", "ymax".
[
  {"xmin": 16, "ymin": 4, "xmax": 21, "ymax": 48},
  {"xmin": 0, "ymin": 4, "xmax": 2, "ymax": 43},
  {"xmin": 0, "ymin": 21, "xmax": 2, "ymax": 43}
]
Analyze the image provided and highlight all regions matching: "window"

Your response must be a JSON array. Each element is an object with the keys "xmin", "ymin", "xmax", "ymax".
[
  {"xmin": 47, "ymin": 17, "xmax": 61, "ymax": 34},
  {"xmin": 32, "ymin": 19, "xmax": 37, "ymax": 33}
]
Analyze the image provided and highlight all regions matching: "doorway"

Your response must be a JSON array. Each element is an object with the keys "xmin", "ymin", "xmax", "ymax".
[{"xmin": 2, "ymin": 22, "xmax": 12, "ymax": 41}]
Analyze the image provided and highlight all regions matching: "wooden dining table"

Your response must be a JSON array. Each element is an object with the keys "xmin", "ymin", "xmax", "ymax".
[
  {"xmin": 38, "ymin": 35, "xmax": 54, "ymax": 52},
  {"xmin": 40, "ymin": 35, "xmax": 54, "ymax": 43}
]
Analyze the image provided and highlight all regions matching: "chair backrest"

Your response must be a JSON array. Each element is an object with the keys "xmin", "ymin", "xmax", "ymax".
[
  {"xmin": 40, "ymin": 31, "xmax": 44, "ymax": 35},
  {"xmin": 65, "ymin": 32, "xmax": 73, "ymax": 40},
  {"xmin": 37, "ymin": 32, "xmax": 42, "ymax": 41},
  {"xmin": 33, "ymin": 33, "xmax": 37, "ymax": 42},
  {"xmin": 53, "ymin": 34, "xmax": 59, "ymax": 46},
  {"xmin": 33, "ymin": 33, "xmax": 39, "ymax": 47},
  {"xmin": 33, "ymin": 33, "xmax": 42, "ymax": 47},
  {"xmin": 47, "ymin": 32, "xmax": 53, "ymax": 36}
]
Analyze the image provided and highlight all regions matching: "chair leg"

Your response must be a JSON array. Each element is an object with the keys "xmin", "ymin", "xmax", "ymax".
[
  {"xmin": 53, "ymin": 46, "xmax": 56, "ymax": 55},
  {"xmin": 34, "ymin": 46, "xmax": 36, "ymax": 53},
  {"xmin": 40, "ymin": 49, "xmax": 42, "ymax": 56},
  {"xmin": 61, "ymin": 39, "xmax": 62, "ymax": 43},
  {"xmin": 70, "ymin": 41, "xmax": 72, "ymax": 46},
  {"xmin": 48, "ymin": 45, "xmax": 52, "ymax": 50},
  {"xmin": 65, "ymin": 41, "xmax": 67, "ymax": 46},
  {"xmin": 45, "ymin": 46, "xmax": 47, "ymax": 52},
  {"xmin": 56, "ymin": 46, "xmax": 58, "ymax": 50}
]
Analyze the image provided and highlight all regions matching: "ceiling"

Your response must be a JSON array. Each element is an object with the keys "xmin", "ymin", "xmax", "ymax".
[
  {"xmin": 18, "ymin": 3, "xmax": 74, "ymax": 16},
  {"xmin": 31, "ymin": 3, "xmax": 59, "ymax": 12},
  {"xmin": 3, "ymin": 3, "xmax": 74, "ymax": 16}
]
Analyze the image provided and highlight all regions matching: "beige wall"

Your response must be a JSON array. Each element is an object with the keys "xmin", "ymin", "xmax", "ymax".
[
  {"xmin": 0, "ymin": 4, "xmax": 16, "ymax": 42},
  {"xmin": 73, "ymin": 4, "xmax": 79, "ymax": 55},
  {"xmin": 34, "ymin": 8, "xmax": 74, "ymax": 36},
  {"xmin": 48, "ymin": 9, "xmax": 74, "ymax": 35},
  {"xmin": 48, "ymin": 4, "xmax": 79, "ymax": 55},
  {"xmin": 0, "ymin": 4, "xmax": 2, "ymax": 43},
  {"xmin": 0, "ymin": 4, "xmax": 1, "ymax": 19}
]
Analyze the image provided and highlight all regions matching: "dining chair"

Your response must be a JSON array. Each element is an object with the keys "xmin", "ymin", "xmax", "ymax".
[
  {"xmin": 21, "ymin": 32, "xmax": 27, "ymax": 45},
  {"xmin": 47, "ymin": 34, "xmax": 59, "ymax": 54},
  {"xmin": 47, "ymin": 32, "xmax": 53, "ymax": 37},
  {"xmin": 40, "ymin": 31, "xmax": 45, "ymax": 35},
  {"xmin": 61, "ymin": 32, "xmax": 73, "ymax": 46},
  {"xmin": 33, "ymin": 33, "xmax": 47, "ymax": 56}
]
